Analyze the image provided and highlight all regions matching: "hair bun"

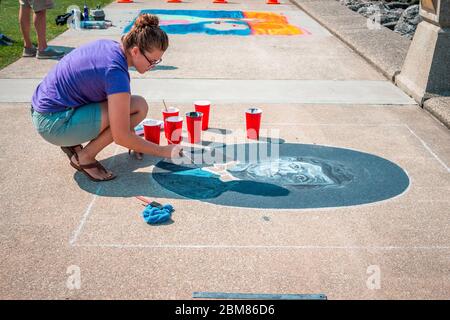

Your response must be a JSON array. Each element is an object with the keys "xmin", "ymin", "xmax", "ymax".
[{"xmin": 134, "ymin": 14, "xmax": 159, "ymax": 29}]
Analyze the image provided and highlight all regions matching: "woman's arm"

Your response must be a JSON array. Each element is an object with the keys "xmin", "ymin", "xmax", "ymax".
[{"xmin": 107, "ymin": 92, "xmax": 181, "ymax": 158}]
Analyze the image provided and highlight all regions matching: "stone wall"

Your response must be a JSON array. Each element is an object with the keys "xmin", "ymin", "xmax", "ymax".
[{"xmin": 339, "ymin": 0, "xmax": 421, "ymax": 39}]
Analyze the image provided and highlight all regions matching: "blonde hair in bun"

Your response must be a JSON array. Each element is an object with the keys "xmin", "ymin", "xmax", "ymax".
[{"xmin": 122, "ymin": 13, "xmax": 169, "ymax": 53}]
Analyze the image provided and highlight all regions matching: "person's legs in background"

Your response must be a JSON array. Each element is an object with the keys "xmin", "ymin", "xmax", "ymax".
[
  {"xmin": 18, "ymin": 1, "xmax": 36, "ymax": 56},
  {"xmin": 18, "ymin": 0, "xmax": 64, "ymax": 58},
  {"xmin": 33, "ymin": 8, "xmax": 48, "ymax": 52}
]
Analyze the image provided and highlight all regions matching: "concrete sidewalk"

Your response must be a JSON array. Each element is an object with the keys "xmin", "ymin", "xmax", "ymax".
[
  {"xmin": 290, "ymin": 0, "xmax": 412, "ymax": 82},
  {"xmin": 0, "ymin": 0, "xmax": 449, "ymax": 300},
  {"xmin": 290, "ymin": 0, "xmax": 450, "ymax": 130}
]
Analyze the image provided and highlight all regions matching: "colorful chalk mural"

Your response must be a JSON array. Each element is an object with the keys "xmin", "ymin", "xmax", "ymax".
[
  {"xmin": 124, "ymin": 10, "xmax": 307, "ymax": 36},
  {"xmin": 152, "ymin": 143, "xmax": 410, "ymax": 209}
]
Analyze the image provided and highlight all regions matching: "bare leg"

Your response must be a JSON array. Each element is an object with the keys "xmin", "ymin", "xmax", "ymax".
[
  {"xmin": 33, "ymin": 9, "xmax": 47, "ymax": 51},
  {"xmin": 71, "ymin": 96, "xmax": 148, "ymax": 180},
  {"xmin": 19, "ymin": 5, "xmax": 33, "ymax": 48}
]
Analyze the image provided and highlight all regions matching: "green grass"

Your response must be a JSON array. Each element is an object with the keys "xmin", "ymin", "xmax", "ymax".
[{"xmin": 0, "ymin": 0, "xmax": 113, "ymax": 70}]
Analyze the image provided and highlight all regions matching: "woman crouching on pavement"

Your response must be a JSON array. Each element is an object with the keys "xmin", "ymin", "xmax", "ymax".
[{"xmin": 31, "ymin": 14, "xmax": 182, "ymax": 181}]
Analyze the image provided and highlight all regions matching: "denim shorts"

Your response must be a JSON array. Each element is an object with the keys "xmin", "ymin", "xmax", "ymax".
[
  {"xmin": 31, "ymin": 103, "xmax": 102, "ymax": 147},
  {"xmin": 19, "ymin": 0, "xmax": 54, "ymax": 12}
]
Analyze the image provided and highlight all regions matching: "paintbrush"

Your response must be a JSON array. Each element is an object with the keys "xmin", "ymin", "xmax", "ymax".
[
  {"xmin": 164, "ymin": 138, "xmax": 201, "ymax": 168},
  {"xmin": 135, "ymin": 196, "xmax": 164, "ymax": 208},
  {"xmin": 136, "ymin": 196, "xmax": 151, "ymax": 205},
  {"xmin": 180, "ymin": 148, "xmax": 202, "ymax": 168},
  {"xmin": 168, "ymin": 143, "xmax": 239, "ymax": 181}
]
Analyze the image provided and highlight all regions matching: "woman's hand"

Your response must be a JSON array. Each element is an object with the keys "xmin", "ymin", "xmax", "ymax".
[{"xmin": 159, "ymin": 144, "xmax": 183, "ymax": 159}]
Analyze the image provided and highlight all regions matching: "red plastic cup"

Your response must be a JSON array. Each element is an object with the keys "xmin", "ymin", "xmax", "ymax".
[
  {"xmin": 142, "ymin": 119, "xmax": 162, "ymax": 145},
  {"xmin": 162, "ymin": 107, "xmax": 179, "ymax": 138},
  {"xmin": 164, "ymin": 116, "xmax": 183, "ymax": 144},
  {"xmin": 194, "ymin": 100, "xmax": 211, "ymax": 131},
  {"xmin": 162, "ymin": 107, "xmax": 179, "ymax": 122},
  {"xmin": 245, "ymin": 107, "xmax": 262, "ymax": 140},
  {"xmin": 185, "ymin": 111, "xmax": 203, "ymax": 144}
]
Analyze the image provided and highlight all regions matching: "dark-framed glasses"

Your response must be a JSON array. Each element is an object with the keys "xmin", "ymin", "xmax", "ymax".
[{"xmin": 141, "ymin": 50, "xmax": 162, "ymax": 66}]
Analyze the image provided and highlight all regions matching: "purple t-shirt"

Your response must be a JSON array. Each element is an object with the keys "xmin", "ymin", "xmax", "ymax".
[{"xmin": 32, "ymin": 39, "xmax": 130, "ymax": 113}]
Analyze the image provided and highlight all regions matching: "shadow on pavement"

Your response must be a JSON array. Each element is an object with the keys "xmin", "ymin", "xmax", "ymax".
[
  {"xmin": 73, "ymin": 149, "xmax": 289, "ymax": 201},
  {"xmin": 50, "ymin": 45, "xmax": 75, "ymax": 55},
  {"xmin": 73, "ymin": 151, "xmax": 167, "ymax": 198}
]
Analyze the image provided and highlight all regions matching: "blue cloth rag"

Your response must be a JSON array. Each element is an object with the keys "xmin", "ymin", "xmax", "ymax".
[{"xmin": 142, "ymin": 204, "xmax": 174, "ymax": 225}]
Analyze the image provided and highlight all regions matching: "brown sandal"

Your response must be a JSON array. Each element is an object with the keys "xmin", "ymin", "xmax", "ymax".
[
  {"xmin": 70, "ymin": 154, "xmax": 116, "ymax": 182},
  {"xmin": 61, "ymin": 145, "xmax": 83, "ymax": 160}
]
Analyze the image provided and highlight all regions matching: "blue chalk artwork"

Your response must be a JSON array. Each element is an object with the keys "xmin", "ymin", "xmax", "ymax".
[
  {"xmin": 152, "ymin": 143, "xmax": 410, "ymax": 209},
  {"xmin": 124, "ymin": 10, "xmax": 307, "ymax": 36}
]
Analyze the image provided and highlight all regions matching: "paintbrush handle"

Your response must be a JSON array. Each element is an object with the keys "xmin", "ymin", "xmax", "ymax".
[{"xmin": 136, "ymin": 196, "xmax": 151, "ymax": 204}]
